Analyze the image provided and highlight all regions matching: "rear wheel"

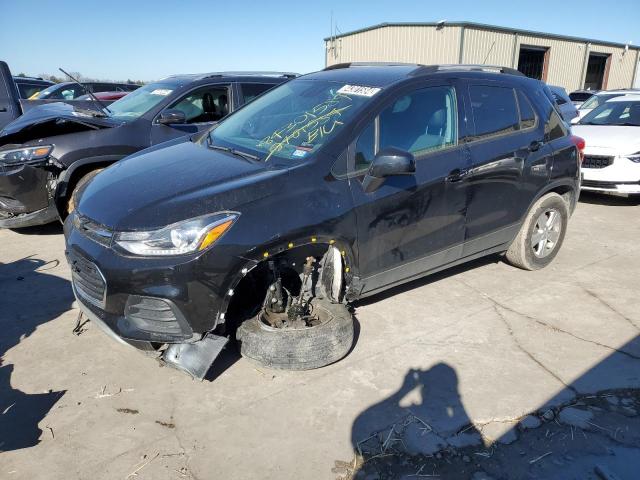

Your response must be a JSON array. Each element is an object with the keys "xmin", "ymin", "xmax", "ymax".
[
  {"xmin": 67, "ymin": 169, "xmax": 103, "ymax": 214},
  {"xmin": 505, "ymin": 192, "xmax": 569, "ymax": 271}
]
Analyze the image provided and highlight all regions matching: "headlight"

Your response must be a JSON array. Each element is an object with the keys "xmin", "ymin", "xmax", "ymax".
[
  {"xmin": 627, "ymin": 152, "xmax": 640, "ymax": 163},
  {"xmin": 0, "ymin": 145, "xmax": 53, "ymax": 165},
  {"xmin": 114, "ymin": 212, "xmax": 238, "ymax": 256}
]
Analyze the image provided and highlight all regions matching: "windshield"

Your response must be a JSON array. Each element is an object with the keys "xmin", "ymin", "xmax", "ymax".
[
  {"xmin": 106, "ymin": 82, "xmax": 176, "ymax": 121},
  {"xmin": 209, "ymin": 79, "xmax": 381, "ymax": 161},
  {"xmin": 580, "ymin": 100, "xmax": 640, "ymax": 126},
  {"xmin": 580, "ymin": 93, "xmax": 623, "ymax": 110}
]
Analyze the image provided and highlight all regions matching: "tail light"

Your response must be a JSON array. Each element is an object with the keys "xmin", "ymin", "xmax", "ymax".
[{"xmin": 571, "ymin": 135, "xmax": 585, "ymax": 163}]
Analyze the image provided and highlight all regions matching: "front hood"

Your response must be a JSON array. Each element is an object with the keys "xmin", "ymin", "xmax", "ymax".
[
  {"xmin": 572, "ymin": 125, "xmax": 640, "ymax": 154},
  {"xmin": 78, "ymin": 140, "xmax": 286, "ymax": 230},
  {"xmin": 0, "ymin": 102, "xmax": 120, "ymax": 138}
]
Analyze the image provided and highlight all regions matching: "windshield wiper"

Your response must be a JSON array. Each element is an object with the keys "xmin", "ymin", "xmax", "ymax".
[
  {"xmin": 613, "ymin": 122, "xmax": 640, "ymax": 127},
  {"xmin": 208, "ymin": 142, "xmax": 260, "ymax": 161},
  {"xmin": 59, "ymin": 67, "xmax": 112, "ymax": 116}
]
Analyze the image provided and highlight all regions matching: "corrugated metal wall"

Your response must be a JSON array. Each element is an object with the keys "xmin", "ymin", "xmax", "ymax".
[
  {"xmin": 461, "ymin": 28, "xmax": 514, "ymax": 66},
  {"xmin": 325, "ymin": 25, "xmax": 639, "ymax": 91},
  {"xmin": 326, "ymin": 25, "xmax": 462, "ymax": 66}
]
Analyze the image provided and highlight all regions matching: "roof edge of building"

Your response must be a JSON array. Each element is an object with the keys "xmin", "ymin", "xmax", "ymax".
[{"xmin": 323, "ymin": 21, "xmax": 640, "ymax": 52}]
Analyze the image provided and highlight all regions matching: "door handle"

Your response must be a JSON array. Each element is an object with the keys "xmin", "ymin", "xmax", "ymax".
[
  {"xmin": 0, "ymin": 107, "xmax": 7, "ymax": 112},
  {"xmin": 446, "ymin": 168, "xmax": 469, "ymax": 182},
  {"xmin": 529, "ymin": 140, "xmax": 543, "ymax": 152}
]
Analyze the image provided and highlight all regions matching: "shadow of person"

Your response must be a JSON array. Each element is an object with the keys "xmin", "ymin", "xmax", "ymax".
[
  {"xmin": 345, "ymin": 364, "xmax": 482, "ymax": 478},
  {"xmin": 0, "ymin": 256, "xmax": 71, "ymax": 452},
  {"xmin": 0, "ymin": 364, "xmax": 65, "ymax": 451}
]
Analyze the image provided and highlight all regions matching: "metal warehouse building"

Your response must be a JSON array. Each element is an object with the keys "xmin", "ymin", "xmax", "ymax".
[{"xmin": 325, "ymin": 22, "xmax": 640, "ymax": 91}]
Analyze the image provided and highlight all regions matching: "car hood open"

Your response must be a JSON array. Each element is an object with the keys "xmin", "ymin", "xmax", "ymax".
[
  {"xmin": 77, "ymin": 139, "xmax": 286, "ymax": 230},
  {"xmin": 0, "ymin": 102, "xmax": 120, "ymax": 142},
  {"xmin": 572, "ymin": 125, "xmax": 640, "ymax": 154}
]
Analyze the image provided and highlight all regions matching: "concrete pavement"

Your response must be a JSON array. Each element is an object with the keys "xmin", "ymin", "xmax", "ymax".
[{"xmin": 1, "ymin": 192, "xmax": 639, "ymax": 479}]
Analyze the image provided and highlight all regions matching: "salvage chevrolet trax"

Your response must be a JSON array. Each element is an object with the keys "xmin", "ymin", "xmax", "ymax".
[
  {"xmin": 65, "ymin": 64, "xmax": 583, "ymax": 379},
  {"xmin": 0, "ymin": 70, "xmax": 293, "ymax": 228}
]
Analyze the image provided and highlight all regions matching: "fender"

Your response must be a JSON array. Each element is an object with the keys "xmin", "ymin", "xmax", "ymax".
[
  {"xmin": 521, "ymin": 178, "xmax": 579, "ymax": 223},
  {"xmin": 55, "ymin": 154, "xmax": 127, "ymax": 198}
]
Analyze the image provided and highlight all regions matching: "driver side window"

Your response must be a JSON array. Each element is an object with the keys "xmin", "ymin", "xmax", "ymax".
[
  {"xmin": 167, "ymin": 85, "xmax": 230, "ymax": 124},
  {"xmin": 351, "ymin": 85, "xmax": 458, "ymax": 175}
]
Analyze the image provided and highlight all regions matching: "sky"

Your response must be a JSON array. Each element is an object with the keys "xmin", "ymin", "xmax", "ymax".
[{"xmin": 1, "ymin": 0, "xmax": 639, "ymax": 82}]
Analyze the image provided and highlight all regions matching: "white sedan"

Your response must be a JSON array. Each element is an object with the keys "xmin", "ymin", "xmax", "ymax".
[{"xmin": 572, "ymin": 95, "xmax": 640, "ymax": 195}]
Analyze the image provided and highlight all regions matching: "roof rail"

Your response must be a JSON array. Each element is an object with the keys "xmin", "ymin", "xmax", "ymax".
[
  {"xmin": 323, "ymin": 62, "xmax": 525, "ymax": 77},
  {"xmin": 411, "ymin": 64, "xmax": 525, "ymax": 77},
  {"xmin": 323, "ymin": 62, "xmax": 421, "ymax": 71},
  {"xmin": 203, "ymin": 71, "xmax": 299, "ymax": 79},
  {"xmin": 13, "ymin": 75, "xmax": 47, "ymax": 81}
]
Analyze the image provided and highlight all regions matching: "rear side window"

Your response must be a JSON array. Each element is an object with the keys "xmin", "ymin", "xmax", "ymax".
[
  {"xmin": 469, "ymin": 85, "xmax": 519, "ymax": 140},
  {"xmin": 516, "ymin": 90, "xmax": 536, "ymax": 129},
  {"xmin": 241, "ymin": 83, "xmax": 277, "ymax": 103}
]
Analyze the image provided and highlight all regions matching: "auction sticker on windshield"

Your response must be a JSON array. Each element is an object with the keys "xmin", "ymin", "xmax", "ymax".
[
  {"xmin": 337, "ymin": 85, "xmax": 381, "ymax": 97},
  {"xmin": 150, "ymin": 89, "xmax": 172, "ymax": 96}
]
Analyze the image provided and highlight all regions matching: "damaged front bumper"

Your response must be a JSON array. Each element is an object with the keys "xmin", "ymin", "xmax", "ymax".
[
  {"xmin": 74, "ymin": 290, "xmax": 228, "ymax": 379},
  {"xmin": 0, "ymin": 161, "xmax": 59, "ymax": 228},
  {"xmin": 65, "ymin": 216, "xmax": 235, "ymax": 380}
]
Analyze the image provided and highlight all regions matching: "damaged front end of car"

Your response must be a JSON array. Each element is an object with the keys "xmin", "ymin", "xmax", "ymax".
[
  {"xmin": 0, "ymin": 108, "xmax": 113, "ymax": 228},
  {"xmin": 0, "ymin": 143, "xmax": 62, "ymax": 227}
]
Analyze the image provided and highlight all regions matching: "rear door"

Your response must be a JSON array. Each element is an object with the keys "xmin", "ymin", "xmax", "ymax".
[
  {"xmin": 0, "ymin": 62, "xmax": 22, "ymax": 130},
  {"xmin": 462, "ymin": 81, "xmax": 553, "ymax": 257},
  {"xmin": 348, "ymin": 81, "xmax": 469, "ymax": 293}
]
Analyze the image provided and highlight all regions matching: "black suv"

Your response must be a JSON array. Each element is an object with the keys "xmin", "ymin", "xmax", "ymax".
[
  {"xmin": 0, "ymin": 71, "xmax": 293, "ymax": 228},
  {"xmin": 64, "ymin": 63, "xmax": 582, "ymax": 379}
]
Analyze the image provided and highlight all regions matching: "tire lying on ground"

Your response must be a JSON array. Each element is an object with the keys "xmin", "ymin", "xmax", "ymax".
[{"xmin": 236, "ymin": 298, "xmax": 354, "ymax": 370}]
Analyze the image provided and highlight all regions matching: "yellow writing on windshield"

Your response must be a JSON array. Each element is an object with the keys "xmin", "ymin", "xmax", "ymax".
[{"xmin": 258, "ymin": 93, "xmax": 353, "ymax": 160}]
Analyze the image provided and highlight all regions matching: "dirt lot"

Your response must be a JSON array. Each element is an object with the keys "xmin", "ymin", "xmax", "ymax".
[{"xmin": 1, "ymin": 192, "xmax": 639, "ymax": 480}]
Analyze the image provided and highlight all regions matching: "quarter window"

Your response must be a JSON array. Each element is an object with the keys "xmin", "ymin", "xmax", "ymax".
[
  {"xmin": 379, "ymin": 86, "xmax": 457, "ymax": 155},
  {"xmin": 517, "ymin": 90, "xmax": 536, "ymax": 129},
  {"xmin": 469, "ymin": 85, "xmax": 519, "ymax": 140},
  {"xmin": 544, "ymin": 107, "xmax": 567, "ymax": 141}
]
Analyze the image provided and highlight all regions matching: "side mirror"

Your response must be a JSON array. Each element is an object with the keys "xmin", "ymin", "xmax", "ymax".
[
  {"xmin": 362, "ymin": 147, "xmax": 416, "ymax": 193},
  {"xmin": 157, "ymin": 109, "xmax": 186, "ymax": 125}
]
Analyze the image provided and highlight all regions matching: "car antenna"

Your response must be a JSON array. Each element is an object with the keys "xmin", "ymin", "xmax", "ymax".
[{"xmin": 59, "ymin": 67, "xmax": 112, "ymax": 115}]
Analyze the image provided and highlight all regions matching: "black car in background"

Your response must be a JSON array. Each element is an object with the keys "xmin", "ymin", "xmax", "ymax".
[
  {"xmin": 65, "ymin": 63, "xmax": 583, "ymax": 379},
  {"xmin": 0, "ymin": 71, "xmax": 294, "ymax": 227},
  {"xmin": 13, "ymin": 76, "xmax": 54, "ymax": 99},
  {"xmin": 28, "ymin": 81, "xmax": 140, "ymax": 101}
]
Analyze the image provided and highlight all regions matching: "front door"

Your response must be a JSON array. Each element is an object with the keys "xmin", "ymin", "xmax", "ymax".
[
  {"xmin": 348, "ymin": 82, "xmax": 469, "ymax": 294},
  {"xmin": 150, "ymin": 84, "xmax": 231, "ymax": 145}
]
